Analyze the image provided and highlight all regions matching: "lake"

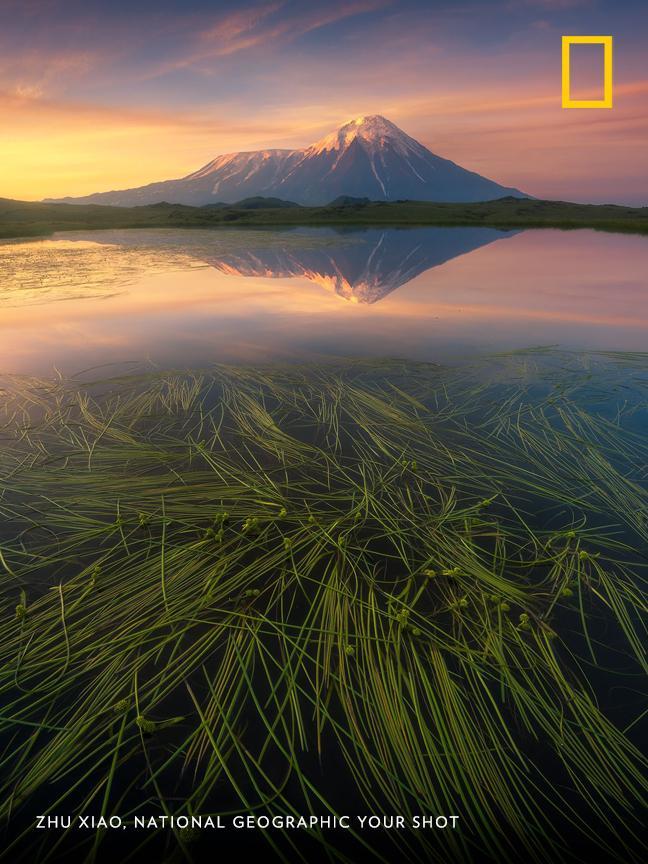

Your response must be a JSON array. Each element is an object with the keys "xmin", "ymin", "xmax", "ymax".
[
  {"xmin": 1, "ymin": 226, "xmax": 647, "ymax": 374},
  {"xmin": 0, "ymin": 225, "xmax": 646, "ymax": 864}
]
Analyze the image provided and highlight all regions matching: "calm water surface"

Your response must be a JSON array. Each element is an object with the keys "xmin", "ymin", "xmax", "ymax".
[
  {"xmin": 0, "ymin": 226, "xmax": 647, "ymax": 374},
  {"xmin": 1, "ymin": 225, "xmax": 646, "ymax": 864}
]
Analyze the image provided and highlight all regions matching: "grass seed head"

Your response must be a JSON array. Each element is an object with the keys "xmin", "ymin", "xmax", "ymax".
[{"xmin": 136, "ymin": 715, "xmax": 157, "ymax": 734}]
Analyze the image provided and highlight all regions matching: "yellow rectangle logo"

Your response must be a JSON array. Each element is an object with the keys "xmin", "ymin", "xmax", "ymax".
[{"xmin": 562, "ymin": 35, "xmax": 613, "ymax": 108}]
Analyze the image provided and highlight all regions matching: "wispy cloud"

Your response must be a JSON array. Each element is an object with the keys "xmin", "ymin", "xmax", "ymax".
[
  {"xmin": 198, "ymin": 2, "xmax": 287, "ymax": 55},
  {"xmin": 509, "ymin": 0, "xmax": 594, "ymax": 9},
  {"xmin": 9, "ymin": 84, "xmax": 44, "ymax": 101},
  {"xmin": 0, "ymin": 49, "xmax": 102, "ymax": 100},
  {"xmin": 152, "ymin": 0, "xmax": 389, "ymax": 74}
]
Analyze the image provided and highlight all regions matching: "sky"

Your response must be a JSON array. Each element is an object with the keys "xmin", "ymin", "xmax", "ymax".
[{"xmin": 1, "ymin": 0, "xmax": 647, "ymax": 204}]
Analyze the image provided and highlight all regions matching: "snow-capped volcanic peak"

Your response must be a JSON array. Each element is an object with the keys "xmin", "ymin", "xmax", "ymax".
[
  {"xmin": 47, "ymin": 113, "xmax": 527, "ymax": 207},
  {"xmin": 308, "ymin": 115, "xmax": 422, "ymax": 158}
]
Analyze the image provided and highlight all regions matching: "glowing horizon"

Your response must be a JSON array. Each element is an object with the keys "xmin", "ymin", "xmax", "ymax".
[{"xmin": 1, "ymin": 0, "xmax": 646, "ymax": 205}]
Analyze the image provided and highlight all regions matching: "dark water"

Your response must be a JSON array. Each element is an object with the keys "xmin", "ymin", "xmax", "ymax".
[{"xmin": 1, "ymin": 226, "xmax": 647, "ymax": 374}]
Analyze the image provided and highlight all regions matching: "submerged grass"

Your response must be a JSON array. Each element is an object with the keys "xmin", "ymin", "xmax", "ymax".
[{"xmin": 0, "ymin": 350, "xmax": 646, "ymax": 863}]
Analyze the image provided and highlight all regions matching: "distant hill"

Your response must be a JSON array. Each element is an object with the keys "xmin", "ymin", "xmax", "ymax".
[
  {"xmin": 233, "ymin": 196, "xmax": 302, "ymax": 209},
  {"xmin": 328, "ymin": 196, "xmax": 372, "ymax": 207},
  {"xmin": 2, "ymin": 196, "xmax": 648, "ymax": 240},
  {"xmin": 46, "ymin": 115, "xmax": 526, "ymax": 207}
]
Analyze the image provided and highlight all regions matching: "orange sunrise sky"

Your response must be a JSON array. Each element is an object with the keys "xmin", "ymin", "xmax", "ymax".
[{"xmin": 1, "ymin": 0, "xmax": 647, "ymax": 205}]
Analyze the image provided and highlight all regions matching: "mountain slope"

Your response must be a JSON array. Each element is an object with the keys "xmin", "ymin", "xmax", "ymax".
[
  {"xmin": 49, "ymin": 115, "xmax": 526, "ymax": 207},
  {"xmin": 271, "ymin": 116, "xmax": 524, "ymax": 205}
]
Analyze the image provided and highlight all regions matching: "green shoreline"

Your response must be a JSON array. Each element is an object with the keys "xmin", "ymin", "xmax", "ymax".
[{"xmin": 2, "ymin": 195, "xmax": 648, "ymax": 239}]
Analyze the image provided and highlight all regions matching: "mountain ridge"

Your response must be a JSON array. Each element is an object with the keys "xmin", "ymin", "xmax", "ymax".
[{"xmin": 47, "ymin": 115, "xmax": 526, "ymax": 207}]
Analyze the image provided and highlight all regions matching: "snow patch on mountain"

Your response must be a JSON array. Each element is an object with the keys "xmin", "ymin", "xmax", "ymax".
[{"xmin": 307, "ymin": 115, "xmax": 422, "ymax": 159}]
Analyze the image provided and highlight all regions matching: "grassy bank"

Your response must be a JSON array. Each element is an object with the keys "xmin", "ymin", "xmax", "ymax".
[
  {"xmin": 1, "ymin": 195, "xmax": 648, "ymax": 239},
  {"xmin": 0, "ymin": 351, "xmax": 646, "ymax": 863}
]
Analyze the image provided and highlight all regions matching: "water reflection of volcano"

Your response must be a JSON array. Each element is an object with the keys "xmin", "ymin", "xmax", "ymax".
[
  {"xmin": 44, "ymin": 226, "xmax": 519, "ymax": 306},
  {"xmin": 4, "ymin": 229, "xmax": 648, "ymax": 376},
  {"xmin": 199, "ymin": 227, "xmax": 519, "ymax": 304}
]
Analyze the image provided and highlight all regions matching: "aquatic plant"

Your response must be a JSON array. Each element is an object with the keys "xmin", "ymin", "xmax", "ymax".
[{"xmin": 0, "ymin": 350, "xmax": 646, "ymax": 863}]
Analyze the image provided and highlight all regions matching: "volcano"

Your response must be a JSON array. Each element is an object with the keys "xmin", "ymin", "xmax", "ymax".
[{"xmin": 49, "ymin": 115, "xmax": 526, "ymax": 207}]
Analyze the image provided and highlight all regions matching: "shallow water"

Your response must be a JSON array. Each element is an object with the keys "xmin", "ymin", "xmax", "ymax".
[
  {"xmin": 1, "ymin": 226, "xmax": 647, "ymax": 374},
  {"xmin": 0, "ymin": 227, "xmax": 647, "ymax": 864},
  {"xmin": 0, "ymin": 349, "xmax": 646, "ymax": 864}
]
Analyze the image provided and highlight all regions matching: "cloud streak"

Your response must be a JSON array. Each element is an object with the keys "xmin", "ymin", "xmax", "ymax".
[{"xmin": 150, "ymin": 0, "xmax": 389, "ymax": 76}]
